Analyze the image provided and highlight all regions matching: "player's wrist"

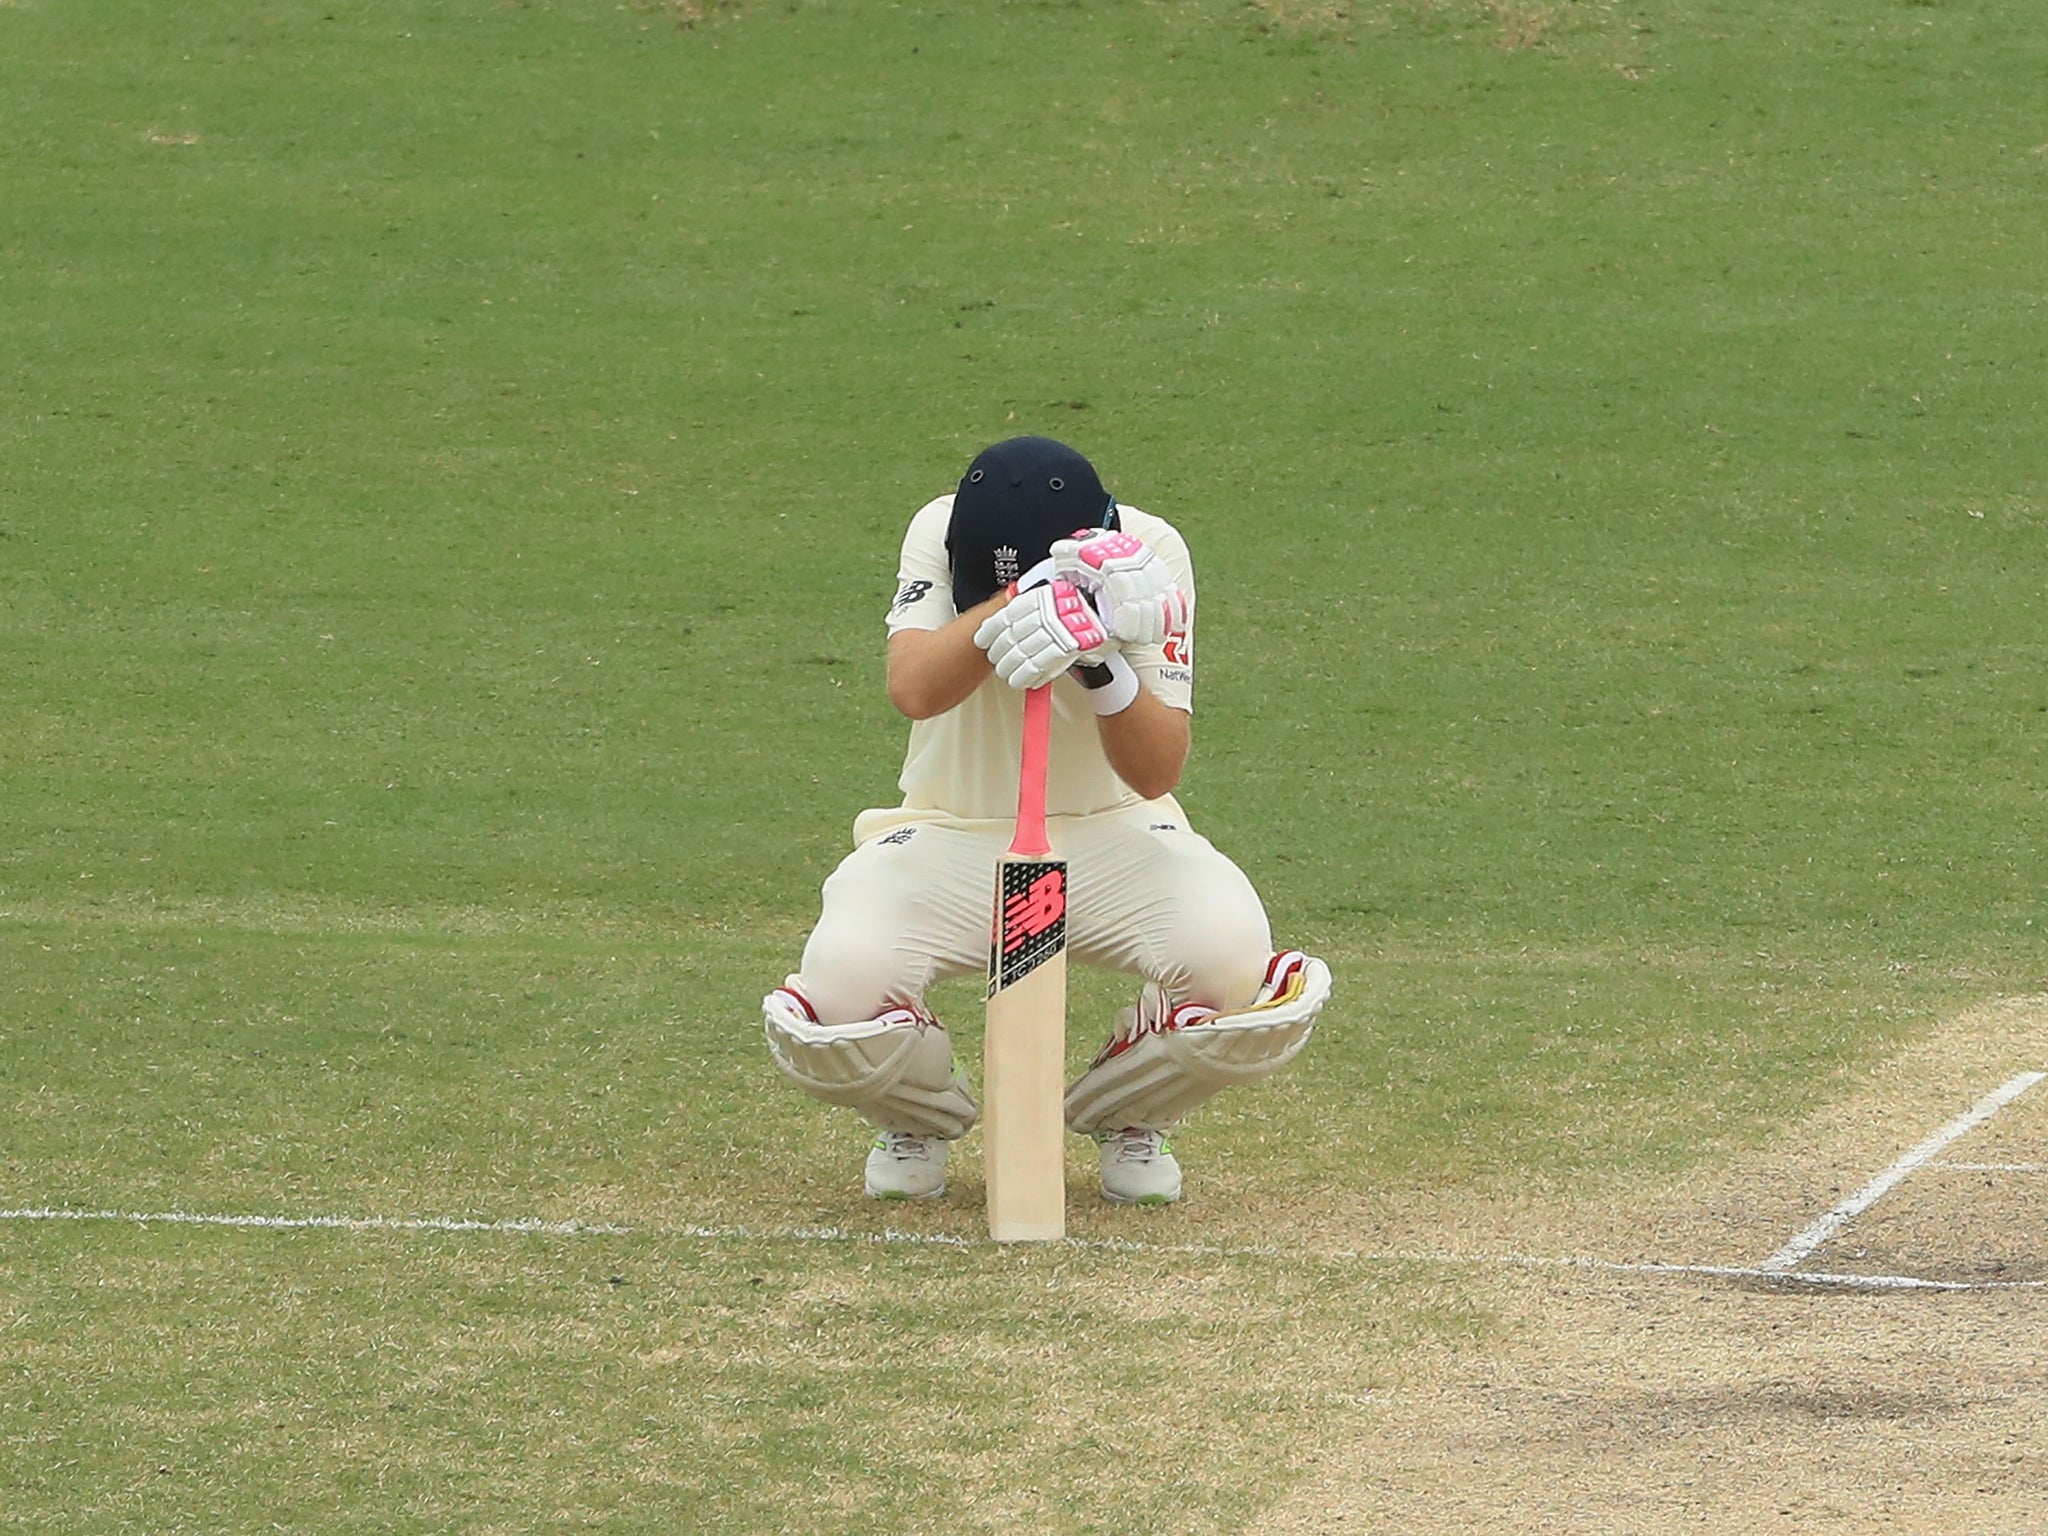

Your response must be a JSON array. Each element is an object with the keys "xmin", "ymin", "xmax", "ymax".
[{"xmin": 1072, "ymin": 652, "xmax": 1140, "ymax": 715}]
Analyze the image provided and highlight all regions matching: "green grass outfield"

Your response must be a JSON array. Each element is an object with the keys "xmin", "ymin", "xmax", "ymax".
[{"xmin": 3, "ymin": 0, "xmax": 2045, "ymax": 1529}]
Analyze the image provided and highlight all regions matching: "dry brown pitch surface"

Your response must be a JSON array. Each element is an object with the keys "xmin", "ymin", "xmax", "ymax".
[{"xmin": 1255, "ymin": 998, "xmax": 2048, "ymax": 1535}]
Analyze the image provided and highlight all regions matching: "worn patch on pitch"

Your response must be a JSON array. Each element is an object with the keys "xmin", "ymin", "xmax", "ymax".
[{"xmin": 1247, "ymin": 996, "xmax": 2048, "ymax": 1535}]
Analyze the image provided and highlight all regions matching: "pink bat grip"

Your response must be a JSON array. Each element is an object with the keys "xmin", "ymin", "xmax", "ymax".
[{"xmin": 1009, "ymin": 684, "xmax": 1054, "ymax": 858}]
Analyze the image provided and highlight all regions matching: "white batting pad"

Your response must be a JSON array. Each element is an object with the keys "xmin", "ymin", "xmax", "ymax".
[
  {"xmin": 763, "ymin": 983, "xmax": 979, "ymax": 1139},
  {"xmin": 1064, "ymin": 952, "xmax": 1330, "ymax": 1135}
]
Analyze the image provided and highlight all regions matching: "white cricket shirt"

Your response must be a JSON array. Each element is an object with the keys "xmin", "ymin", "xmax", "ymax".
[{"xmin": 869, "ymin": 495, "xmax": 1196, "ymax": 829}]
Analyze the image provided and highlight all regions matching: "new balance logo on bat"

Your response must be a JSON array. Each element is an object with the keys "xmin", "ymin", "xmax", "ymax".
[
  {"xmin": 1002, "ymin": 869, "xmax": 1066, "ymax": 954},
  {"xmin": 989, "ymin": 861, "xmax": 1067, "ymax": 993}
]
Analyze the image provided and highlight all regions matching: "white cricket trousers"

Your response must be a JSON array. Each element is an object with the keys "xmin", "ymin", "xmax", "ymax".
[{"xmin": 793, "ymin": 797, "xmax": 1274, "ymax": 1027}]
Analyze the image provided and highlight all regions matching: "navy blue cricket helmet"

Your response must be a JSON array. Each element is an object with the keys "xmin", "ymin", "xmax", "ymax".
[{"xmin": 944, "ymin": 436, "xmax": 1120, "ymax": 611}]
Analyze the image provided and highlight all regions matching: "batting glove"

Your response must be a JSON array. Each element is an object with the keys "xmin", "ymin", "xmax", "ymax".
[
  {"xmin": 1050, "ymin": 528, "xmax": 1191, "ymax": 648},
  {"xmin": 974, "ymin": 579, "xmax": 1112, "ymax": 691}
]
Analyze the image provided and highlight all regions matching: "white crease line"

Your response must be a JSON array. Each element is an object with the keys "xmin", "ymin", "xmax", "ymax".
[
  {"xmin": 0, "ymin": 1207, "xmax": 1266, "ymax": 1259},
  {"xmin": 0, "ymin": 1207, "xmax": 631, "ymax": 1237},
  {"xmin": 1468, "ymin": 1254, "xmax": 2046, "ymax": 1294},
  {"xmin": 5, "ymin": 1207, "xmax": 2044, "ymax": 1292},
  {"xmin": 1761, "ymin": 1070, "xmax": 2048, "ymax": 1273}
]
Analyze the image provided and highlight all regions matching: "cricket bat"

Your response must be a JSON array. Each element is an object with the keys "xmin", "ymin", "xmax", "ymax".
[{"xmin": 984, "ymin": 682, "xmax": 1068, "ymax": 1242}]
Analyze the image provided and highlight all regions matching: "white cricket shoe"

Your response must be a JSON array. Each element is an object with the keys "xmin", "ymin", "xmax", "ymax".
[
  {"xmin": 1096, "ymin": 1127, "xmax": 1182, "ymax": 1206},
  {"xmin": 864, "ymin": 1131, "xmax": 949, "ymax": 1200}
]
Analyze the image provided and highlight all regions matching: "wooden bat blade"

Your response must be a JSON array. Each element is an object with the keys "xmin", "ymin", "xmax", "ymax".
[{"xmin": 985, "ymin": 851, "xmax": 1068, "ymax": 1242}]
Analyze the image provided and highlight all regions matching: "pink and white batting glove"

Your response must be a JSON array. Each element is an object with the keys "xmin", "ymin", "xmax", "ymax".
[
  {"xmin": 1050, "ymin": 528, "xmax": 1191, "ymax": 648},
  {"xmin": 973, "ymin": 578, "xmax": 1112, "ymax": 691}
]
